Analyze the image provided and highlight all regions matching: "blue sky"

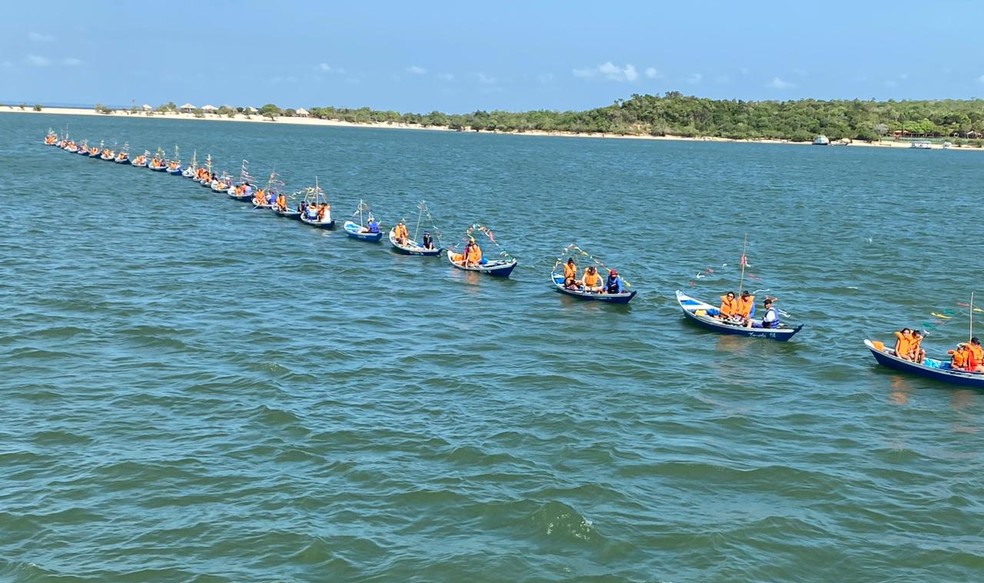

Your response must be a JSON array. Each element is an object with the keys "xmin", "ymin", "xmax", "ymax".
[{"xmin": 2, "ymin": 1, "xmax": 981, "ymax": 114}]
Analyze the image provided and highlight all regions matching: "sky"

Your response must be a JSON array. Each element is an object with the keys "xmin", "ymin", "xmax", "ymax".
[{"xmin": 2, "ymin": 1, "xmax": 982, "ymax": 114}]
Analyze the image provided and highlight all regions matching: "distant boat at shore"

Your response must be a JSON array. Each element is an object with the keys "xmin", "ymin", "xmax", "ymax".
[
  {"xmin": 812, "ymin": 135, "xmax": 830, "ymax": 146},
  {"xmin": 910, "ymin": 140, "xmax": 932, "ymax": 150}
]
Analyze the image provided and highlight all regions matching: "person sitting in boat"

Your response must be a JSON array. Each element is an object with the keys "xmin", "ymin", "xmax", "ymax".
[
  {"xmin": 275, "ymin": 193, "xmax": 288, "ymax": 212},
  {"xmin": 422, "ymin": 231, "xmax": 435, "ymax": 249},
  {"xmin": 563, "ymin": 258, "xmax": 577, "ymax": 283},
  {"xmin": 893, "ymin": 328, "xmax": 914, "ymax": 361},
  {"xmin": 316, "ymin": 204, "xmax": 327, "ymax": 222},
  {"xmin": 464, "ymin": 238, "xmax": 483, "ymax": 266},
  {"xmin": 718, "ymin": 291, "xmax": 738, "ymax": 320},
  {"xmin": 604, "ymin": 269, "xmax": 624, "ymax": 294},
  {"xmin": 582, "ymin": 266, "xmax": 603, "ymax": 293},
  {"xmin": 734, "ymin": 290, "xmax": 755, "ymax": 324},
  {"xmin": 948, "ymin": 343, "xmax": 969, "ymax": 370},
  {"xmin": 909, "ymin": 329, "xmax": 926, "ymax": 364},
  {"xmin": 363, "ymin": 216, "xmax": 380, "ymax": 234},
  {"xmin": 967, "ymin": 337, "xmax": 984, "ymax": 372},
  {"xmin": 750, "ymin": 297, "xmax": 780, "ymax": 328},
  {"xmin": 394, "ymin": 221, "xmax": 410, "ymax": 245}
]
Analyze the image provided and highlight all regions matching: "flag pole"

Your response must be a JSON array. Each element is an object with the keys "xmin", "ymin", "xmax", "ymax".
[
  {"xmin": 971, "ymin": 291, "xmax": 975, "ymax": 342},
  {"xmin": 738, "ymin": 234, "xmax": 748, "ymax": 295}
]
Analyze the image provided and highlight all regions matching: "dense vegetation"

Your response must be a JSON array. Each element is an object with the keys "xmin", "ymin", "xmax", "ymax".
[
  {"xmin": 113, "ymin": 93, "xmax": 984, "ymax": 145},
  {"xmin": 303, "ymin": 93, "xmax": 984, "ymax": 144}
]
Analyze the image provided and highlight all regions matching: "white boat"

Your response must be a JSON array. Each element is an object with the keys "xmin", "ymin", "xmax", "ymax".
[
  {"xmin": 910, "ymin": 140, "xmax": 933, "ymax": 150},
  {"xmin": 388, "ymin": 200, "xmax": 442, "ymax": 256},
  {"xmin": 298, "ymin": 178, "xmax": 335, "ymax": 229},
  {"xmin": 812, "ymin": 135, "xmax": 830, "ymax": 146}
]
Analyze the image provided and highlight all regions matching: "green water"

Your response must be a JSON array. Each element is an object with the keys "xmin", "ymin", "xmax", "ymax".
[{"xmin": 1, "ymin": 113, "xmax": 982, "ymax": 582}]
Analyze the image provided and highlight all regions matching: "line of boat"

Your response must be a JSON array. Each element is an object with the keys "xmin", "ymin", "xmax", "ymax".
[{"xmin": 42, "ymin": 129, "xmax": 984, "ymax": 391}]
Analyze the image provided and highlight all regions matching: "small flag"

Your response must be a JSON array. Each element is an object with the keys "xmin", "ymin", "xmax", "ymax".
[{"xmin": 740, "ymin": 254, "xmax": 748, "ymax": 267}]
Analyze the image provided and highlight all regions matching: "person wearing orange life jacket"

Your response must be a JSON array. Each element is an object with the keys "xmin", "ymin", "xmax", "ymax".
[
  {"xmin": 394, "ymin": 221, "xmax": 410, "ymax": 245},
  {"xmin": 947, "ymin": 343, "xmax": 969, "ymax": 370},
  {"xmin": 909, "ymin": 329, "xmax": 926, "ymax": 363},
  {"xmin": 966, "ymin": 337, "xmax": 984, "ymax": 372},
  {"xmin": 893, "ymin": 328, "xmax": 914, "ymax": 361},
  {"xmin": 734, "ymin": 290, "xmax": 755, "ymax": 323},
  {"xmin": 465, "ymin": 238, "xmax": 483, "ymax": 266},
  {"xmin": 582, "ymin": 266, "xmax": 603, "ymax": 292},
  {"xmin": 276, "ymin": 193, "xmax": 288, "ymax": 212},
  {"xmin": 718, "ymin": 291, "xmax": 738, "ymax": 319}
]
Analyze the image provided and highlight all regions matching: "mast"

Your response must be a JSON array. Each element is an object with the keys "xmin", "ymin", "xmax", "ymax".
[
  {"xmin": 738, "ymin": 234, "xmax": 748, "ymax": 295},
  {"xmin": 971, "ymin": 292, "xmax": 975, "ymax": 342},
  {"xmin": 413, "ymin": 200, "xmax": 425, "ymax": 241}
]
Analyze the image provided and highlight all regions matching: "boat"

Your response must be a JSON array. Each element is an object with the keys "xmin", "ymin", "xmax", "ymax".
[
  {"xmin": 114, "ymin": 144, "xmax": 131, "ymax": 164},
  {"xmin": 253, "ymin": 170, "xmax": 283, "ymax": 209},
  {"xmin": 148, "ymin": 148, "xmax": 167, "ymax": 171},
  {"xmin": 298, "ymin": 178, "xmax": 335, "ymax": 229},
  {"xmin": 550, "ymin": 245, "xmax": 636, "ymax": 303},
  {"xmin": 446, "ymin": 249, "xmax": 517, "ymax": 277},
  {"xmin": 198, "ymin": 154, "xmax": 214, "ymax": 186},
  {"xmin": 131, "ymin": 151, "xmax": 149, "ymax": 168},
  {"xmin": 552, "ymin": 273, "xmax": 636, "ymax": 303},
  {"xmin": 943, "ymin": 141, "xmax": 953, "ymax": 149},
  {"xmin": 446, "ymin": 224, "xmax": 517, "ymax": 278},
  {"xmin": 227, "ymin": 159, "xmax": 256, "ymax": 201},
  {"xmin": 87, "ymin": 141, "xmax": 102, "ymax": 157},
  {"xmin": 99, "ymin": 144, "xmax": 116, "ymax": 161},
  {"xmin": 182, "ymin": 150, "xmax": 198, "ymax": 178},
  {"xmin": 43, "ymin": 129, "xmax": 58, "ymax": 145},
  {"xmin": 675, "ymin": 290, "xmax": 803, "ymax": 341},
  {"xmin": 388, "ymin": 200, "xmax": 443, "ymax": 256},
  {"xmin": 210, "ymin": 171, "xmax": 232, "ymax": 193},
  {"xmin": 910, "ymin": 140, "xmax": 933, "ymax": 150},
  {"xmin": 863, "ymin": 339, "xmax": 984, "ymax": 389},
  {"xmin": 166, "ymin": 146, "xmax": 182, "ymax": 175},
  {"xmin": 813, "ymin": 134, "xmax": 830, "ymax": 145},
  {"xmin": 343, "ymin": 200, "xmax": 383, "ymax": 241}
]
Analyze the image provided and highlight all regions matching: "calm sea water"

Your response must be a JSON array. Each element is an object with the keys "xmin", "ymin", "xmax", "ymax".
[{"xmin": 1, "ymin": 113, "xmax": 983, "ymax": 583}]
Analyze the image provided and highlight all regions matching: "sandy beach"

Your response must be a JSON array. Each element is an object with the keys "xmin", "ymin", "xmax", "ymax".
[{"xmin": 5, "ymin": 105, "xmax": 976, "ymax": 151}]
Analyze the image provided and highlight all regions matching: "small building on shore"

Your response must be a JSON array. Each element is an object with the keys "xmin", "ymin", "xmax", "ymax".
[
  {"xmin": 201, "ymin": 104, "xmax": 217, "ymax": 113},
  {"xmin": 296, "ymin": 108, "xmax": 309, "ymax": 117},
  {"xmin": 180, "ymin": 103, "xmax": 196, "ymax": 113}
]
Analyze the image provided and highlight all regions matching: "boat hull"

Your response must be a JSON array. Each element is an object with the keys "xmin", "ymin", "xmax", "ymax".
[
  {"xmin": 300, "ymin": 215, "xmax": 336, "ymax": 229},
  {"xmin": 675, "ymin": 290, "xmax": 803, "ymax": 341},
  {"xmin": 272, "ymin": 208, "xmax": 302, "ymax": 220},
  {"xmin": 344, "ymin": 221, "xmax": 383, "ymax": 241},
  {"xmin": 446, "ymin": 249, "xmax": 517, "ymax": 278},
  {"xmin": 864, "ymin": 339, "xmax": 984, "ymax": 389}
]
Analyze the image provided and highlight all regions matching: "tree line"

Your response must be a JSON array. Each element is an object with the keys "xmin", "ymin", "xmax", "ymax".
[{"xmin": 97, "ymin": 93, "xmax": 984, "ymax": 145}]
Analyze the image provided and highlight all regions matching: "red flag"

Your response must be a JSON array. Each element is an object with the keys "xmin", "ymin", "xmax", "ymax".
[{"xmin": 740, "ymin": 254, "xmax": 748, "ymax": 267}]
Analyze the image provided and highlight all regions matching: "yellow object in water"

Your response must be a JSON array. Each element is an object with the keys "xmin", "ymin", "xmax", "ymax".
[{"xmin": 931, "ymin": 312, "xmax": 951, "ymax": 319}]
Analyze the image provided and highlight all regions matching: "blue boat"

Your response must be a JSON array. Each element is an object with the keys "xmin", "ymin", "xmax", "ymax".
[
  {"xmin": 552, "ymin": 274, "xmax": 636, "ymax": 304},
  {"xmin": 343, "ymin": 200, "xmax": 383, "ymax": 241},
  {"xmin": 388, "ymin": 201, "xmax": 443, "ymax": 256},
  {"xmin": 675, "ymin": 290, "xmax": 803, "ymax": 341},
  {"xmin": 446, "ymin": 249, "xmax": 517, "ymax": 278},
  {"xmin": 863, "ymin": 339, "xmax": 984, "ymax": 389}
]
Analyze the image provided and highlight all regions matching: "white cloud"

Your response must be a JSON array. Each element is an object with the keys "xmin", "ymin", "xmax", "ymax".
[
  {"xmin": 767, "ymin": 76, "xmax": 794, "ymax": 89},
  {"xmin": 686, "ymin": 73, "xmax": 702, "ymax": 84},
  {"xmin": 28, "ymin": 32, "xmax": 53, "ymax": 42},
  {"xmin": 644, "ymin": 67, "xmax": 662, "ymax": 79},
  {"xmin": 407, "ymin": 65, "xmax": 427, "ymax": 75},
  {"xmin": 317, "ymin": 63, "xmax": 345, "ymax": 74},
  {"xmin": 437, "ymin": 73, "xmax": 454, "ymax": 81},
  {"xmin": 573, "ymin": 61, "xmax": 638, "ymax": 82},
  {"xmin": 474, "ymin": 72, "xmax": 497, "ymax": 84},
  {"xmin": 63, "ymin": 57, "xmax": 82, "ymax": 67},
  {"xmin": 26, "ymin": 54, "xmax": 50, "ymax": 66}
]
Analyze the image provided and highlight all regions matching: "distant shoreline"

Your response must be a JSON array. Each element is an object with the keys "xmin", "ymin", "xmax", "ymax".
[{"xmin": 5, "ymin": 105, "xmax": 977, "ymax": 152}]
